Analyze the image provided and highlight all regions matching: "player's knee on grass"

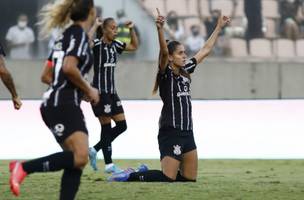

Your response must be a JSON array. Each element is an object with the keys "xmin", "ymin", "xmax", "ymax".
[{"xmin": 176, "ymin": 171, "xmax": 196, "ymax": 182}]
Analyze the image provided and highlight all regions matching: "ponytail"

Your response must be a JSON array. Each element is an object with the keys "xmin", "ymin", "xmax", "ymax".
[{"xmin": 38, "ymin": 0, "xmax": 94, "ymax": 38}]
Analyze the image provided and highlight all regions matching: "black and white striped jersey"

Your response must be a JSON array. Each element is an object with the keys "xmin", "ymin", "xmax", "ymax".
[
  {"xmin": 158, "ymin": 57, "xmax": 197, "ymax": 131},
  {"xmin": 42, "ymin": 25, "xmax": 93, "ymax": 107},
  {"xmin": 92, "ymin": 39, "xmax": 126, "ymax": 94},
  {"xmin": 0, "ymin": 43, "xmax": 6, "ymax": 57}
]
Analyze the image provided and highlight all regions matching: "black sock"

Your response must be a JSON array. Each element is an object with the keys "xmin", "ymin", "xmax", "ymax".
[
  {"xmin": 60, "ymin": 168, "xmax": 82, "ymax": 200},
  {"xmin": 98, "ymin": 124, "xmax": 113, "ymax": 164},
  {"xmin": 111, "ymin": 120, "xmax": 127, "ymax": 142},
  {"xmin": 22, "ymin": 151, "xmax": 74, "ymax": 174},
  {"xmin": 176, "ymin": 171, "xmax": 196, "ymax": 182},
  {"xmin": 93, "ymin": 124, "xmax": 111, "ymax": 152},
  {"xmin": 127, "ymin": 170, "xmax": 173, "ymax": 182}
]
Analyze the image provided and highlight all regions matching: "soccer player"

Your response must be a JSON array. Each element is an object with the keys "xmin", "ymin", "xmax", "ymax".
[
  {"xmin": 87, "ymin": 17, "xmax": 139, "ymax": 173},
  {"xmin": 0, "ymin": 43, "xmax": 22, "ymax": 109},
  {"xmin": 108, "ymin": 9, "xmax": 230, "ymax": 182},
  {"xmin": 9, "ymin": 0, "xmax": 99, "ymax": 199}
]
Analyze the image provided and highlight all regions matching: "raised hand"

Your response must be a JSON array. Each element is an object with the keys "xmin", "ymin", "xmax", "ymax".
[
  {"xmin": 125, "ymin": 21, "xmax": 135, "ymax": 29},
  {"xmin": 155, "ymin": 8, "xmax": 165, "ymax": 29},
  {"xmin": 217, "ymin": 13, "xmax": 231, "ymax": 29}
]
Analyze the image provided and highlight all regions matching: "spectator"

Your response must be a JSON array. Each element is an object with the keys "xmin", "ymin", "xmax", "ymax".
[
  {"xmin": 166, "ymin": 10, "xmax": 185, "ymax": 40},
  {"xmin": 244, "ymin": 0, "xmax": 264, "ymax": 40},
  {"xmin": 5, "ymin": 14, "xmax": 35, "ymax": 59},
  {"xmin": 185, "ymin": 25, "xmax": 205, "ymax": 55},
  {"xmin": 279, "ymin": 0, "xmax": 304, "ymax": 40},
  {"xmin": 197, "ymin": 0, "xmax": 237, "ymax": 56},
  {"xmin": 116, "ymin": 9, "xmax": 140, "ymax": 45}
]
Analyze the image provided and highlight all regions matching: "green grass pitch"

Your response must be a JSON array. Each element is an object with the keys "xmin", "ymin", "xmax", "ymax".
[{"xmin": 1, "ymin": 160, "xmax": 304, "ymax": 200}]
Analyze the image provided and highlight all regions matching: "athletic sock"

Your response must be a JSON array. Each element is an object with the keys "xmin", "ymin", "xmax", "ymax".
[
  {"xmin": 59, "ymin": 168, "xmax": 82, "ymax": 200},
  {"xmin": 176, "ymin": 171, "xmax": 196, "ymax": 182},
  {"xmin": 110, "ymin": 120, "xmax": 127, "ymax": 141},
  {"xmin": 93, "ymin": 123, "xmax": 111, "ymax": 152},
  {"xmin": 127, "ymin": 170, "xmax": 174, "ymax": 182},
  {"xmin": 98, "ymin": 124, "xmax": 113, "ymax": 164},
  {"xmin": 22, "ymin": 151, "xmax": 74, "ymax": 174}
]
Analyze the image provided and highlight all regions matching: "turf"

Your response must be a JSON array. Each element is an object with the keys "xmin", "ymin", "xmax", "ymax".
[{"xmin": 1, "ymin": 160, "xmax": 304, "ymax": 200}]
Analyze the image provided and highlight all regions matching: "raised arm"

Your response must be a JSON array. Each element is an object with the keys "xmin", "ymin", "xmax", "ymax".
[
  {"xmin": 156, "ymin": 8, "xmax": 169, "ymax": 72},
  {"xmin": 194, "ymin": 14, "xmax": 230, "ymax": 64},
  {"xmin": 0, "ymin": 56, "xmax": 22, "ymax": 109},
  {"xmin": 88, "ymin": 18, "xmax": 103, "ymax": 47},
  {"xmin": 125, "ymin": 21, "xmax": 139, "ymax": 51}
]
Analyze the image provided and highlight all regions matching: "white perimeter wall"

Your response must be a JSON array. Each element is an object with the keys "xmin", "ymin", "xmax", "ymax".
[{"xmin": 1, "ymin": 100, "xmax": 304, "ymax": 160}]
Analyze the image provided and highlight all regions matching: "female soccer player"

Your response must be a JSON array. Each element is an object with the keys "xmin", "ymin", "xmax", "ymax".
[
  {"xmin": 87, "ymin": 17, "xmax": 139, "ymax": 173},
  {"xmin": 0, "ymin": 43, "xmax": 22, "ymax": 109},
  {"xmin": 108, "ymin": 9, "xmax": 230, "ymax": 182},
  {"xmin": 9, "ymin": 0, "xmax": 99, "ymax": 199}
]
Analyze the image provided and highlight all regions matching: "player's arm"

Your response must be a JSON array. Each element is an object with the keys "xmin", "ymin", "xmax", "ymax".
[
  {"xmin": 156, "ymin": 8, "xmax": 169, "ymax": 72},
  {"xmin": 194, "ymin": 13, "xmax": 230, "ymax": 64},
  {"xmin": 41, "ymin": 60, "xmax": 53, "ymax": 85},
  {"xmin": 125, "ymin": 21, "xmax": 139, "ymax": 51},
  {"xmin": 62, "ymin": 56, "xmax": 99, "ymax": 105},
  {"xmin": 0, "ymin": 55, "xmax": 22, "ymax": 109},
  {"xmin": 88, "ymin": 18, "xmax": 103, "ymax": 47}
]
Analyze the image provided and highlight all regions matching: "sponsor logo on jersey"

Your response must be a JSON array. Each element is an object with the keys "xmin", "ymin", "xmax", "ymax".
[{"xmin": 116, "ymin": 101, "xmax": 122, "ymax": 107}]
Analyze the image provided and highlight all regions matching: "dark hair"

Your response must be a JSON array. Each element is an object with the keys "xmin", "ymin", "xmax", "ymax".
[
  {"xmin": 152, "ymin": 40, "xmax": 190, "ymax": 95},
  {"xmin": 96, "ymin": 17, "xmax": 115, "ymax": 39},
  {"xmin": 70, "ymin": 0, "xmax": 94, "ymax": 21}
]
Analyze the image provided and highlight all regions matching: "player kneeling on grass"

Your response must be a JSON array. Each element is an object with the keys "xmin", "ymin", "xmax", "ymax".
[{"xmin": 108, "ymin": 8, "xmax": 230, "ymax": 182}]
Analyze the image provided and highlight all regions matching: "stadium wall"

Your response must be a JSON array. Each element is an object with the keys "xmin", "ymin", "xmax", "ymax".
[{"xmin": 0, "ymin": 59, "xmax": 304, "ymax": 100}]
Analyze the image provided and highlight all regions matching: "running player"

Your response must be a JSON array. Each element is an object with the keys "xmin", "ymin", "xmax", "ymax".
[
  {"xmin": 87, "ymin": 17, "xmax": 139, "ymax": 173},
  {"xmin": 108, "ymin": 9, "xmax": 230, "ymax": 182},
  {"xmin": 9, "ymin": 0, "xmax": 99, "ymax": 199},
  {"xmin": 0, "ymin": 43, "xmax": 22, "ymax": 109}
]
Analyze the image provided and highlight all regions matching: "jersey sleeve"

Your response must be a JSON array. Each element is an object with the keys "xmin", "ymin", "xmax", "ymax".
[
  {"xmin": 183, "ymin": 57, "xmax": 197, "ymax": 74},
  {"xmin": 66, "ymin": 29, "xmax": 87, "ymax": 59},
  {"xmin": 0, "ymin": 43, "xmax": 6, "ymax": 57},
  {"xmin": 113, "ymin": 40, "xmax": 126, "ymax": 54}
]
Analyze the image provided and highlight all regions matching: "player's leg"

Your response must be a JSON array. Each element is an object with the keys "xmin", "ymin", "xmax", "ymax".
[
  {"xmin": 59, "ymin": 131, "xmax": 89, "ymax": 200},
  {"xmin": 178, "ymin": 150, "xmax": 198, "ymax": 181}
]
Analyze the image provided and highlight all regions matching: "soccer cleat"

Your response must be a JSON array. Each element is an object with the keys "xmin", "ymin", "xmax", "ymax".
[
  {"xmin": 88, "ymin": 147, "xmax": 98, "ymax": 171},
  {"xmin": 9, "ymin": 161, "xmax": 27, "ymax": 196},
  {"xmin": 105, "ymin": 164, "xmax": 123, "ymax": 174},
  {"xmin": 136, "ymin": 164, "xmax": 149, "ymax": 173},
  {"xmin": 107, "ymin": 168, "xmax": 135, "ymax": 182}
]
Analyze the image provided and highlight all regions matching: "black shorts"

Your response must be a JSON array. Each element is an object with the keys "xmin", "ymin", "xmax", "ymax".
[
  {"xmin": 91, "ymin": 93, "xmax": 124, "ymax": 117},
  {"xmin": 158, "ymin": 127, "xmax": 197, "ymax": 161},
  {"xmin": 40, "ymin": 105, "xmax": 88, "ymax": 144}
]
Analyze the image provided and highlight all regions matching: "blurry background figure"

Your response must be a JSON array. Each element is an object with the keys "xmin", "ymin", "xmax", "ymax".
[
  {"xmin": 185, "ymin": 25, "xmax": 205, "ymax": 56},
  {"xmin": 244, "ymin": 0, "xmax": 264, "ymax": 40},
  {"xmin": 198, "ymin": 0, "xmax": 238, "ymax": 56},
  {"xmin": 116, "ymin": 9, "xmax": 140, "ymax": 59},
  {"xmin": 165, "ymin": 10, "xmax": 185, "ymax": 40},
  {"xmin": 5, "ymin": 14, "xmax": 35, "ymax": 59},
  {"xmin": 96, "ymin": 5, "xmax": 103, "ymax": 18},
  {"xmin": 279, "ymin": 0, "xmax": 304, "ymax": 40}
]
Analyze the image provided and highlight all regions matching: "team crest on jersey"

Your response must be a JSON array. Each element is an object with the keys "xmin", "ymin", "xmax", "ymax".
[
  {"xmin": 104, "ymin": 104, "xmax": 111, "ymax": 113},
  {"xmin": 53, "ymin": 124, "xmax": 65, "ymax": 137},
  {"xmin": 173, "ymin": 145, "xmax": 182, "ymax": 156},
  {"xmin": 116, "ymin": 101, "xmax": 122, "ymax": 107}
]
